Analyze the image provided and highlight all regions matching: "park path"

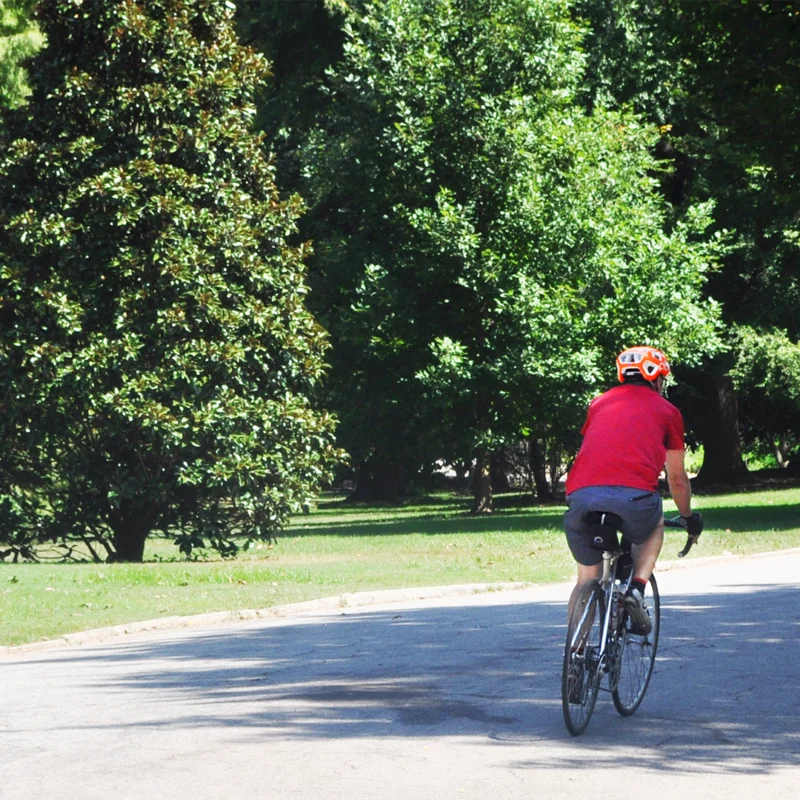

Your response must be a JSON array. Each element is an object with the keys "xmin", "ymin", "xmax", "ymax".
[{"xmin": 2, "ymin": 550, "xmax": 799, "ymax": 800}]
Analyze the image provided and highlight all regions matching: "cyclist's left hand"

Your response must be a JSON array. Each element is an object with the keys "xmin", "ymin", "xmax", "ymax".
[{"xmin": 681, "ymin": 512, "xmax": 704, "ymax": 537}]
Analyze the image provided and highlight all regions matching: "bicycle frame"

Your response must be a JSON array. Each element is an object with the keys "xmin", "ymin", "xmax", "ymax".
[
  {"xmin": 581, "ymin": 517, "xmax": 688, "ymax": 670},
  {"xmin": 599, "ymin": 551, "xmax": 619, "ymax": 670},
  {"xmin": 571, "ymin": 548, "xmax": 628, "ymax": 679},
  {"xmin": 564, "ymin": 516, "xmax": 686, "ymax": 734}
]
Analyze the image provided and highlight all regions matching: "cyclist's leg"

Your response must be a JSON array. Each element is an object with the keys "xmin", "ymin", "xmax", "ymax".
[
  {"xmin": 631, "ymin": 519, "xmax": 665, "ymax": 583},
  {"xmin": 563, "ymin": 580, "xmax": 605, "ymax": 735},
  {"xmin": 568, "ymin": 563, "xmax": 602, "ymax": 621},
  {"xmin": 564, "ymin": 489, "xmax": 604, "ymax": 622},
  {"xmin": 612, "ymin": 572, "xmax": 660, "ymax": 716},
  {"xmin": 626, "ymin": 519, "xmax": 664, "ymax": 635}
]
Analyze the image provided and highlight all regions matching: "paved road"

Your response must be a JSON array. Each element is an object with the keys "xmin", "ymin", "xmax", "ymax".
[{"xmin": 2, "ymin": 551, "xmax": 799, "ymax": 800}]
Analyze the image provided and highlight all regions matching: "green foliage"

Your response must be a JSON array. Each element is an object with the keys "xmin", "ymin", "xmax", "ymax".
[
  {"xmin": 0, "ymin": 0, "xmax": 42, "ymax": 112},
  {"xmin": 232, "ymin": 0, "xmax": 348, "ymax": 190},
  {"xmin": 301, "ymin": 0, "xmax": 722, "ymax": 492},
  {"xmin": 574, "ymin": 0, "xmax": 683, "ymax": 123},
  {"xmin": 578, "ymin": 0, "xmax": 800, "ymax": 468},
  {"xmin": 732, "ymin": 328, "xmax": 800, "ymax": 408},
  {"xmin": 0, "ymin": 0, "xmax": 341, "ymax": 562},
  {"xmin": 684, "ymin": 446, "xmax": 704, "ymax": 475},
  {"xmin": 731, "ymin": 326, "xmax": 800, "ymax": 464},
  {"xmin": 672, "ymin": 1, "xmax": 800, "ymax": 335}
]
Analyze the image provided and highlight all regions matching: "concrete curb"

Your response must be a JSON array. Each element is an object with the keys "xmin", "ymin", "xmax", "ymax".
[
  {"xmin": 6, "ymin": 546, "xmax": 800, "ymax": 656},
  {"xmin": 1, "ymin": 581, "xmax": 534, "ymax": 656},
  {"xmin": 657, "ymin": 545, "xmax": 800, "ymax": 572}
]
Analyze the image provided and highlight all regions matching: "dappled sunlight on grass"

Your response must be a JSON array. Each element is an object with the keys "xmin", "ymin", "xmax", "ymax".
[
  {"xmin": 1, "ymin": 486, "xmax": 798, "ymax": 647},
  {"xmin": 288, "ymin": 491, "xmax": 566, "ymax": 537}
]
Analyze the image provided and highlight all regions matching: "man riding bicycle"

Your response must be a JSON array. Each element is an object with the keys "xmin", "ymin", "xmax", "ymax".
[{"xmin": 564, "ymin": 346, "xmax": 703, "ymax": 634}]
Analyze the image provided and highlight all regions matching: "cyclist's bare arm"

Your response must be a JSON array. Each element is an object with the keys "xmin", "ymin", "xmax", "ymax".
[{"xmin": 665, "ymin": 449, "xmax": 692, "ymax": 518}]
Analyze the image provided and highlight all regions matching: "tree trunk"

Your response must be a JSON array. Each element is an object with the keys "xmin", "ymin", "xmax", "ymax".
[
  {"xmin": 108, "ymin": 507, "xmax": 151, "ymax": 562},
  {"xmin": 347, "ymin": 457, "xmax": 404, "ymax": 503},
  {"xmin": 470, "ymin": 446, "xmax": 493, "ymax": 513},
  {"xmin": 775, "ymin": 436, "xmax": 790, "ymax": 469},
  {"xmin": 548, "ymin": 444, "xmax": 565, "ymax": 497},
  {"xmin": 695, "ymin": 374, "xmax": 750, "ymax": 486},
  {"xmin": 529, "ymin": 439, "xmax": 553, "ymax": 499},
  {"xmin": 490, "ymin": 448, "xmax": 511, "ymax": 494}
]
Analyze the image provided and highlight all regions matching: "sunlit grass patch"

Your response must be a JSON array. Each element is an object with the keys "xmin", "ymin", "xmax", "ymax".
[{"xmin": 2, "ymin": 487, "xmax": 798, "ymax": 647}]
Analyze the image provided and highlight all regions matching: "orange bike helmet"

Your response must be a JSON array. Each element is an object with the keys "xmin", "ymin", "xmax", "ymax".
[{"xmin": 616, "ymin": 346, "xmax": 671, "ymax": 383}]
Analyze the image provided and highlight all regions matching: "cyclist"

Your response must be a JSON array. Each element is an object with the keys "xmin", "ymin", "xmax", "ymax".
[{"xmin": 564, "ymin": 346, "xmax": 703, "ymax": 634}]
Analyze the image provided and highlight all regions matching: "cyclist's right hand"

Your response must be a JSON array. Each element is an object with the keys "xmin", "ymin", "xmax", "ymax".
[{"xmin": 681, "ymin": 512, "xmax": 704, "ymax": 537}]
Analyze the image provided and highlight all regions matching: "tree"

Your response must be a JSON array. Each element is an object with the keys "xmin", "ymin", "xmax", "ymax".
[
  {"xmin": 731, "ymin": 327, "xmax": 800, "ymax": 470},
  {"xmin": 0, "ymin": 0, "xmax": 42, "ymax": 113},
  {"xmin": 302, "ymin": 0, "xmax": 722, "ymax": 511},
  {"xmin": 669, "ymin": 1, "xmax": 800, "ymax": 484},
  {"xmin": 0, "ymin": 0, "xmax": 340, "ymax": 563},
  {"xmin": 577, "ymin": 0, "xmax": 800, "ymax": 484}
]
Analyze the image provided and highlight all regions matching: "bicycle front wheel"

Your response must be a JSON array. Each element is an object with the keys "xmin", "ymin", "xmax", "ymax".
[
  {"xmin": 562, "ymin": 579, "xmax": 605, "ymax": 736},
  {"xmin": 612, "ymin": 573, "xmax": 660, "ymax": 716}
]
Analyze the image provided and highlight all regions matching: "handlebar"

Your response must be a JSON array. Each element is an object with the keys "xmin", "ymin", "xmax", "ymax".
[{"xmin": 665, "ymin": 516, "xmax": 700, "ymax": 558}]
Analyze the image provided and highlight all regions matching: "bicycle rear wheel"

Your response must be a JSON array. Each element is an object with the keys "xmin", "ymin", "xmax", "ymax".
[
  {"xmin": 562, "ymin": 579, "xmax": 605, "ymax": 736},
  {"xmin": 612, "ymin": 573, "xmax": 660, "ymax": 716}
]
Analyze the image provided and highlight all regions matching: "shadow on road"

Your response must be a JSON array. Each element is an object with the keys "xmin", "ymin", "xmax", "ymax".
[{"xmin": 18, "ymin": 582, "xmax": 800, "ymax": 774}]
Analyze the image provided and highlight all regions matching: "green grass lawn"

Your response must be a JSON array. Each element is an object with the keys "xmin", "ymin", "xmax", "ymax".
[{"xmin": 2, "ymin": 486, "xmax": 799, "ymax": 647}]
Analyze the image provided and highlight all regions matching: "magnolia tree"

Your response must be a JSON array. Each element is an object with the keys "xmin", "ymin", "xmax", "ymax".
[
  {"xmin": 303, "ymin": 0, "xmax": 722, "ymax": 511},
  {"xmin": 0, "ymin": 0, "xmax": 340, "ymax": 562}
]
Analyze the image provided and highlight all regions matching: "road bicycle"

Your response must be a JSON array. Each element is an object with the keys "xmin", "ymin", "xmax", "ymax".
[{"xmin": 561, "ymin": 514, "xmax": 699, "ymax": 736}]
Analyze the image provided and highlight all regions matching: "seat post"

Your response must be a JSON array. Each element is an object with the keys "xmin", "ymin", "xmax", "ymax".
[{"xmin": 602, "ymin": 550, "xmax": 613, "ymax": 582}]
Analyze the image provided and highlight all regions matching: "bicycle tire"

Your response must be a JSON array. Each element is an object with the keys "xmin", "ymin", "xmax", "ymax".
[
  {"xmin": 562, "ymin": 579, "xmax": 605, "ymax": 736},
  {"xmin": 611, "ymin": 573, "xmax": 660, "ymax": 716}
]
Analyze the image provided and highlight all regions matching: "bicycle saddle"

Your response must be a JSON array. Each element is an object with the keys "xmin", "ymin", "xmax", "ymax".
[{"xmin": 586, "ymin": 510, "xmax": 624, "ymax": 551}]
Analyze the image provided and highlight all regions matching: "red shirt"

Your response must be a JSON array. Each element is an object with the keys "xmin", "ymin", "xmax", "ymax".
[{"xmin": 565, "ymin": 384, "xmax": 685, "ymax": 494}]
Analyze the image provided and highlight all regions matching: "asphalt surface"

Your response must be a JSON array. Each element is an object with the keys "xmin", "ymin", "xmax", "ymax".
[{"xmin": 2, "ymin": 550, "xmax": 799, "ymax": 800}]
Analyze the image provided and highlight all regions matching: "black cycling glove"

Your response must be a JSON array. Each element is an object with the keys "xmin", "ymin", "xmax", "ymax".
[{"xmin": 681, "ymin": 511, "xmax": 704, "ymax": 537}]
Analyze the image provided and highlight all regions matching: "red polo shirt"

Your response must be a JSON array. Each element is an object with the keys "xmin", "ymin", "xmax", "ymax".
[{"xmin": 565, "ymin": 383, "xmax": 686, "ymax": 494}]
